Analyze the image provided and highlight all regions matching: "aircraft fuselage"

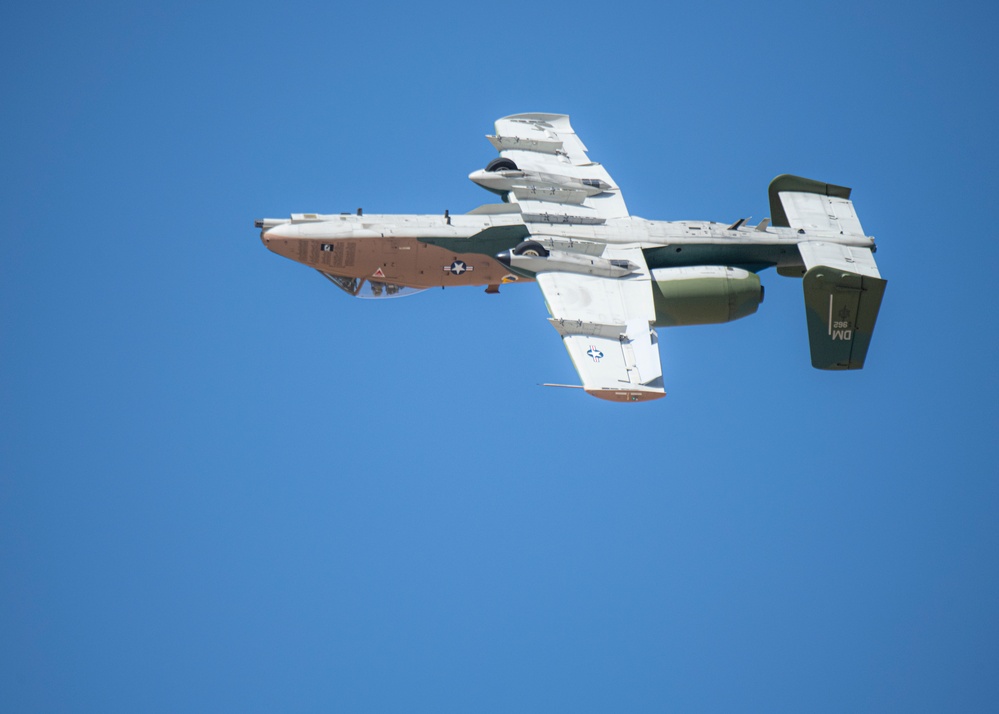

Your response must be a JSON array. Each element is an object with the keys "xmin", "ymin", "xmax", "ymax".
[{"xmin": 258, "ymin": 210, "xmax": 874, "ymax": 291}]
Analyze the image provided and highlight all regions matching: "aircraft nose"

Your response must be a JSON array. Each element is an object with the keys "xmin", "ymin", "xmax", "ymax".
[
  {"xmin": 256, "ymin": 220, "xmax": 298, "ymax": 257},
  {"xmin": 255, "ymin": 218, "xmax": 290, "ymax": 232}
]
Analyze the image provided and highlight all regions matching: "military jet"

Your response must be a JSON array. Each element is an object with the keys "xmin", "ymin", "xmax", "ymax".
[{"xmin": 256, "ymin": 113, "xmax": 886, "ymax": 402}]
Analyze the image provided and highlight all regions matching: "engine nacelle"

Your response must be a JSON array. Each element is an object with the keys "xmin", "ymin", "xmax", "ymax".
[{"xmin": 651, "ymin": 266, "xmax": 763, "ymax": 327}]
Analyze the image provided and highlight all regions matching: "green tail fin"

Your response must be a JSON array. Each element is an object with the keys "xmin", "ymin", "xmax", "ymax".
[{"xmin": 803, "ymin": 266, "xmax": 887, "ymax": 370}]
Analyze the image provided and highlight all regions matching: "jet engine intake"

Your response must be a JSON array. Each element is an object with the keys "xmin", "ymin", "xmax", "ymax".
[{"xmin": 651, "ymin": 266, "xmax": 762, "ymax": 326}]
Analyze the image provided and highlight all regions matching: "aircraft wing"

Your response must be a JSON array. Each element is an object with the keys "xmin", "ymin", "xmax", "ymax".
[
  {"xmin": 489, "ymin": 113, "xmax": 629, "ymax": 222},
  {"xmin": 538, "ymin": 247, "xmax": 665, "ymax": 402}
]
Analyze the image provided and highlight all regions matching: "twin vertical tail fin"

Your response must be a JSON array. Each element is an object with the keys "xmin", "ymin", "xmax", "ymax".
[
  {"xmin": 769, "ymin": 175, "xmax": 887, "ymax": 370},
  {"xmin": 801, "ymin": 263, "xmax": 887, "ymax": 370}
]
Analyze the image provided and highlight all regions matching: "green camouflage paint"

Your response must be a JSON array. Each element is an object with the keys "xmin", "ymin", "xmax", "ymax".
[{"xmin": 802, "ymin": 266, "xmax": 887, "ymax": 369}]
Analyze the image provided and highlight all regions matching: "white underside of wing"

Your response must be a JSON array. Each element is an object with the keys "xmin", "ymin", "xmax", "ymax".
[
  {"xmin": 537, "ymin": 247, "xmax": 664, "ymax": 402},
  {"xmin": 488, "ymin": 114, "xmax": 630, "ymax": 221}
]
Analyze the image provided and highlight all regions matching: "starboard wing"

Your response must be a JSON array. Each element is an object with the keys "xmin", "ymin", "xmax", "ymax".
[
  {"xmin": 489, "ymin": 113, "xmax": 629, "ymax": 222},
  {"xmin": 537, "ymin": 247, "xmax": 664, "ymax": 402}
]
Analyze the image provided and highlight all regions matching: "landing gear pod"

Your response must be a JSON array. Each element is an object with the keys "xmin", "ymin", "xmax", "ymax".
[{"xmin": 650, "ymin": 266, "xmax": 763, "ymax": 327}]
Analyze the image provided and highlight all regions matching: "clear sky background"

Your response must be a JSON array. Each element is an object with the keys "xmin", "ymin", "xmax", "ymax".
[{"xmin": 3, "ymin": 1, "xmax": 998, "ymax": 711}]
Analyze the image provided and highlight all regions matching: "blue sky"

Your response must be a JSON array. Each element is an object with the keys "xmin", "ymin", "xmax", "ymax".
[{"xmin": 2, "ymin": 1, "xmax": 998, "ymax": 711}]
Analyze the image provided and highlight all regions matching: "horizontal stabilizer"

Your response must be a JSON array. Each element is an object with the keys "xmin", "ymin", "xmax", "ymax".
[{"xmin": 769, "ymin": 174, "xmax": 863, "ymax": 235}]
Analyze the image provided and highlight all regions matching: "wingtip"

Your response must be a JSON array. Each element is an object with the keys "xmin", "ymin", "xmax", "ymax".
[{"xmin": 585, "ymin": 388, "xmax": 666, "ymax": 403}]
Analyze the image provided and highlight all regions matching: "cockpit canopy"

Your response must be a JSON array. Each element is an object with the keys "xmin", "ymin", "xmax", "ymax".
[{"xmin": 319, "ymin": 272, "xmax": 426, "ymax": 299}]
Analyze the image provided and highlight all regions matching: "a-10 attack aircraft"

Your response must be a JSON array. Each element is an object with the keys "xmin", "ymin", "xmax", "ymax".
[{"xmin": 256, "ymin": 113, "xmax": 886, "ymax": 402}]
